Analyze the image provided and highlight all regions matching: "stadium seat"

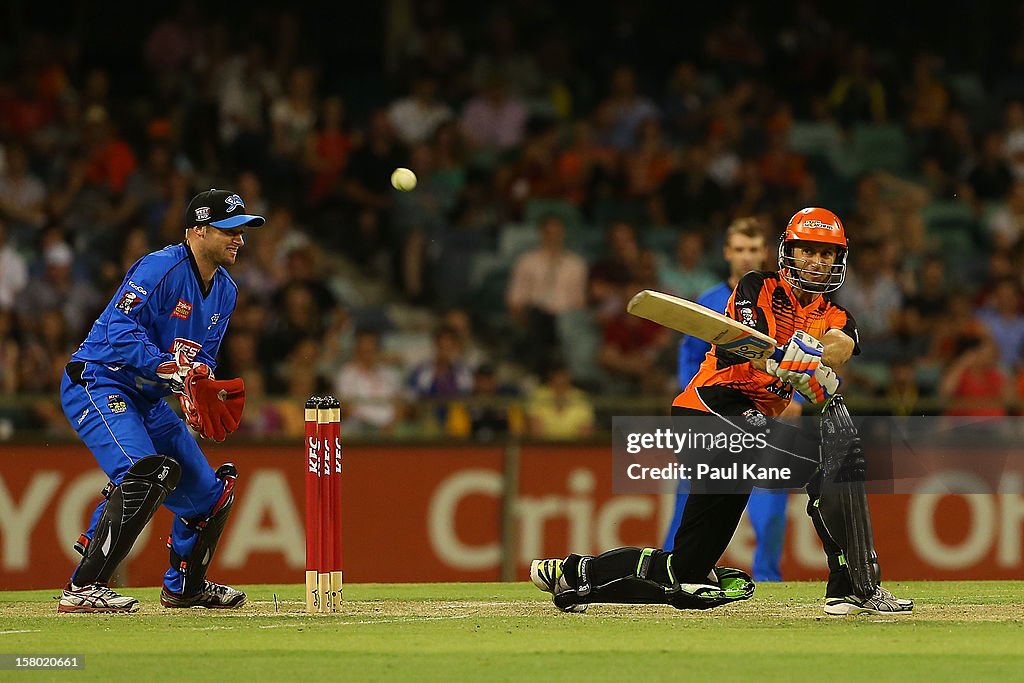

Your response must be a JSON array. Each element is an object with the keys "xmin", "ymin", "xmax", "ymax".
[
  {"xmin": 921, "ymin": 200, "xmax": 976, "ymax": 233},
  {"xmin": 788, "ymin": 120, "xmax": 844, "ymax": 171},
  {"xmin": 557, "ymin": 309, "xmax": 602, "ymax": 384},
  {"xmin": 562, "ymin": 223, "xmax": 601, "ymax": 258},
  {"xmin": 947, "ymin": 73, "xmax": 987, "ymax": 113},
  {"xmin": 471, "ymin": 264, "xmax": 513, "ymax": 315},
  {"xmin": 523, "ymin": 198, "xmax": 583, "ymax": 229},
  {"xmin": 847, "ymin": 124, "xmax": 910, "ymax": 175},
  {"xmin": 469, "ymin": 252, "xmax": 510, "ymax": 290},
  {"xmin": 498, "ymin": 223, "xmax": 541, "ymax": 260},
  {"xmin": 641, "ymin": 227, "xmax": 680, "ymax": 258}
]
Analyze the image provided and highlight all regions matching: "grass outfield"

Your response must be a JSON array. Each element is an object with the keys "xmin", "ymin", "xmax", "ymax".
[{"xmin": 1, "ymin": 581, "xmax": 1022, "ymax": 681}]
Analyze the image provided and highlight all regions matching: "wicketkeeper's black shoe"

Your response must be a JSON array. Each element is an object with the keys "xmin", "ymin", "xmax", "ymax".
[{"xmin": 160, "ymin": 580, "xmax": 246, "ymax": 609}]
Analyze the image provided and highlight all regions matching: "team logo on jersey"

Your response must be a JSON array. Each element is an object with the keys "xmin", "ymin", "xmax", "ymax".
[
  {"xmin": 741, "ymin": 408, "xmax": 767, "ymax": 428},
  {"xmin": 115, "ymin": 291, "xmax": 141, "ymax": 315},
  {"xmin": 739, "ymin": 306, "xmax": 756, "ymax": 328},
  {"xmin": 107, "ymin": 394, "xmax": 128, "ymax": 414},
  {"xmin": 195, "ymin": 206, "xmax": 211, "ymax": 222},
  {"xmin": 172, "ymin": 299, "xmax": 193, "ymax": 320},
  {"xmin": 225, "ymin": 194, "xmax": 245, "ymax": 212},
  {"xmin": 170, "ymin": 338, "xmax": 202, "ymax": 361}
]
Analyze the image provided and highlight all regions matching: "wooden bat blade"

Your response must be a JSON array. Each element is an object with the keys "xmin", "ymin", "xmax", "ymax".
[{"xmin": 627, "ymin": 289, "xmax": 780, "ymax": 361}]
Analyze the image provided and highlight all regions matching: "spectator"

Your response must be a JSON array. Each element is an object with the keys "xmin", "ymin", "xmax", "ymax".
[
  {"xmin": 214, "ymin": 46, "xmax": 279, "ymax": 172},
  {"xmin": 828, "ymin": 43, "xmax": 887, "ymax": 128},
  {"xmin": 658, "ymin": 232, "xmax": 719, "ymax": 301},
  {"xmin": 598, "ymin": 292, "xmax": 671, "ymax": 392},
  {"xmin": 341, "ymin": 108, "xmax": 406, "ymax": 213},
  {"xmin": 445, "ymin": 364, "xmax": 524, "ymax": 440},
  {"xmin": 834, "ymin": 240, "xmax": 903, "ymax": 344},
  {"xmin": 335, "ymin": 328, "xmax": 405, "ymax": 436},
  {"xmin": 1002, "ymin": 100, "xmax": 1024, "ymax": 181},
  {"xmin": 468, "ymin": 17, "xmax": 540, "ymax": 99},
  {"xmin": 984, "ymin": 179, "xmax": 1024, "ymax": 251},
  {"xmin": 874, "ymin": 356, "xmax": 929, "ymax": 417},
  {"xmin": 526, "ymin": 364, "xmax": 595, "ymax": 439},
  {"xmin": 261, "ymin": 283, "xmax": 326, "ymax": 381},
  {"xmin": 0, "ymin": 144, "xmax": 47, "ymax": 237},
  {"xmin": 407, "ymin": 324, "xmax": 474, "ymax": 427},
  {"xmin": 940, "ymin": 338, "xmax": 1012, "ymax": 416},
  {"xmin": 977, "ymin": 278, "xmax": 1024, "ymax": 371},
  {"xmin": 904, "ymin": 52, "xmax": 950, "ymax": 158},
  {"xmin": 967, "ymin": 130, "xmax": 1013, "ymax": 202},
  {"xmin": 595, "ymin": 65, "xmax": 658, "ymax": 151},
  {"xmin": 661, "ymin": 61, "xmax": 714, "ymax": 145},
  {"xmin": 928, "ymin": 292, "xmax": 991, "ymax": 367},
  {"xmin": 17, "ymin": 241, "xmax": 101, "ymax": 337},
  {"xmin": 0, "ymin": 220, "xmax": 28, "ymax": 309},
  {"xmin": 0, "ymin": 308, "xmax": 19, "ymax": 395},
  {"xmin": 459, "ymin": 76, "xmax": 529, "ymax": 153},
  {"xmin": 506, "ymin": 214, "xmax": 587, "ymax": 374},
  {"xmin": 305, "ymin": 95, "xmax": 353, "ymax": 206},
  {"xmin": 81, "ymin": 105, "xmax": 137, "ymax": 196},
  {"xmin": 387, "ymin": 73, "xmax": 453, "ymax": 147},
  {"xmin": 556, "ymin": 119, "xmax": 618, "ymax": 209},
  {"xmin": 624, "ymin": 116, "xmax": 678, "ymax": 220},
  {"xmin": 496, "ymin": 116, "xmax": 564, "ymax": 219},
  {"xmin": 271, "ymin": 66, "xmax": 319, "ymax": 166}
]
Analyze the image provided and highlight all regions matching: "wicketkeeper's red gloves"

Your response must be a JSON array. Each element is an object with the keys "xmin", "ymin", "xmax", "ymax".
[
  {"xmin": 180, "ymin": 368, "xmax": 246, "ymax": 442},
  {"xmin": 157, "ymin": 351, "xmax": 245, "ymax": 441}
]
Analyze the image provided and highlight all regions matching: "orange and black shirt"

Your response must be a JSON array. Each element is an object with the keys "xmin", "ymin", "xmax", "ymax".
[{"xmin": 673, "ymin": 271, "xmax": 860, "ymax": 417}]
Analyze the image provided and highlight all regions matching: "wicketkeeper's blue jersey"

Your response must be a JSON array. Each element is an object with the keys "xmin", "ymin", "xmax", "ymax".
[{"xmin": 71, "ymin": 242, "xmax": 237, "ymax": 403}]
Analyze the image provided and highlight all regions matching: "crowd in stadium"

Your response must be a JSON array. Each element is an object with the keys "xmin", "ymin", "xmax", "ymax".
[{"xmin": 3, "ymin": 1, "xmax": 1024, "ymax": 439}]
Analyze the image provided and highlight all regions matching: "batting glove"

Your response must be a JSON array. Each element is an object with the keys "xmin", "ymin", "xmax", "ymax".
[
  {"xmin": 767, "ymin": 331, "xmax": 822, "ymax": 380},
  {"xmin": 787, "ymin": 364, "xmax": 840, "ymax": 405}
]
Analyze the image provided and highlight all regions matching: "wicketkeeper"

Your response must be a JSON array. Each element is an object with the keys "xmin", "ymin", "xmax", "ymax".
[
  {"xmin": 532, "ymin": 208, "xmax": 914, "ymax": 616},
  {"xmin": 57, "ymin": 189, "xmax": 262, "ymax": 613}
]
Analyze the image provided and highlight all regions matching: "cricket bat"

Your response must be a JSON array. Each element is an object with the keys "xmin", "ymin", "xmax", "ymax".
[{"xmin": 627, "ymin": 289, "xmax": 783, "ymax": 361}]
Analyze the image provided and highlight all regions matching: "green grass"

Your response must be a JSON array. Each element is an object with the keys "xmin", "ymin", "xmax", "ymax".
[{"xmin": 1, "ymin": 582, "xmax": 1022, "ymax": 681}]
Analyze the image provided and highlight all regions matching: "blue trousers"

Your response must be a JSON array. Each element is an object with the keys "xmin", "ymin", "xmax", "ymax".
[
  {"xmin": 60, "ymin": 363, "xmax": 222, "ymax": 592},
  {"xmin": 663, "ymin": 481, "xmax": 788, "ymax": 582}
]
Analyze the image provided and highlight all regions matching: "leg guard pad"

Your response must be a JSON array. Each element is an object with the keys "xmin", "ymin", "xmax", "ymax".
[
  {"xmin": 557, "ymin": 548, "xmax": 754, "ymax": 611},
  {"xmin": 817, "ymin": 396, "xmax": 879, "ymax": 597},
  {"xmin": 73, "ymin": 455, "xmax": 181, "ymax": 586},
  {"xmin": 169, "ymin": 463, "xmax": 237, "ymax": 597}
]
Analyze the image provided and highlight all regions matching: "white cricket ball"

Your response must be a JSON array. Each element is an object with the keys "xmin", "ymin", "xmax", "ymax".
[{"xmin": 391, "ymin": 167, "xmax": 417, "ymax": 191}]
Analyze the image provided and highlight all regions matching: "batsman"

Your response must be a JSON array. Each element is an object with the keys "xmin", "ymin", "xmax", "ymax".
[
  {"xmin": 532, "ymin": 208, "xmax": 914, "ymax": 616},
  {"xmin": 57, "ymin": 189, "xmax": 262, "ymax": 613}
]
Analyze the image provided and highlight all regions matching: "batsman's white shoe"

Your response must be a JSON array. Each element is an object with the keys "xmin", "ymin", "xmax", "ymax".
[
  {"xmin": 530, "ymin": 559, "xmax": 588, "ymax": 613},
  {"xmin": 824, "ymin": 586, "xmax": 914, "ymax": 615},
  {"xmin": 57, "ymin": 582, "xmax": 140, "ymax": 613}
]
